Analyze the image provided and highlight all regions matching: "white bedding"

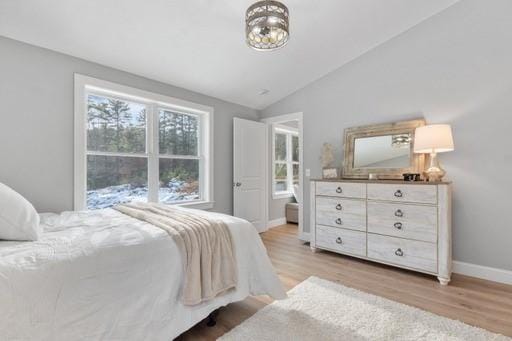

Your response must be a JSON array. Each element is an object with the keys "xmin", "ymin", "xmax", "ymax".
[{"xmin": 0, "ymin": 208, "xmax": 286, "ymax": 340}]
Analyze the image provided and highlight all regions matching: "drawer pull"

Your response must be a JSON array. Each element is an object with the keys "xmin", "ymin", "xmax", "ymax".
[
  {"xmin": 394, "ymin": 209, "xmax": 404, "ymax": 217},
  {"xmin": 394, "ymin": 222, "xmax": 403, "ymax": 230},
  {"xmin": 336, "ymin": 187, "xmax": 343, "ymax": 194},
  {"xmin": 335, "ymin": 218, "xmax": 343, "ymax": 225},
  {"xmin": 336, "ymin": 237, "xmax": 343, "ymax": 244},
  {"xmin": 335, "ymin": 204, "xmax": 342, "ymax": 211},
  {"xmin": 395, "ymin": 248, "xmax": 404, "ymax": 257},
  {"xmin": 394, "ymin": 190, "xmax": 403, "ymax": 198}
]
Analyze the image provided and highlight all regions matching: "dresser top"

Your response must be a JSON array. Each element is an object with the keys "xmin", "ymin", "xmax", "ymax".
[{"xmin": 310, "ymin": 178, "xmax": 452, "ymax": 185}]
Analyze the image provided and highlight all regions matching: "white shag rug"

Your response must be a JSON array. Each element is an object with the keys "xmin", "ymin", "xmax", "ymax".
[{"xmin": 219, "ymin": 276, "xmax": 510, "ymax": 341}]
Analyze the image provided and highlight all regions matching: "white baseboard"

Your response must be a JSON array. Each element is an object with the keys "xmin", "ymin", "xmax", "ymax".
[
  {"xmin": 453, "ymin": 261, "xmax": 512, "ymax": 285},
  {"xmin": 267, "ymin": 217, "xmax": 287, "ymax": 229}
]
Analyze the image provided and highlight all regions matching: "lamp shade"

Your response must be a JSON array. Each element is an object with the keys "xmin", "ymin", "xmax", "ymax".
[{"xmin": 414, "ymin": 124, "xmax": 454, "ymax": 153}]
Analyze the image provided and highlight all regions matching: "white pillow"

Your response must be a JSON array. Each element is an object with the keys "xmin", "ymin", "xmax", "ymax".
[
  {"xmin": 292, "ymin": 184, "xmax": 301, "ymax": 203},
  {"xmin": 0, "ymin": 183, "xmax": 40, "ymax": 241}
]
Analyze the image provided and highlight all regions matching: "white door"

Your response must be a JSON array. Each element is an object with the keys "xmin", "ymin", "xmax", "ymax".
[{"xmin": 233, "ymin": 118, "xmax": 266, "ymax": 232}]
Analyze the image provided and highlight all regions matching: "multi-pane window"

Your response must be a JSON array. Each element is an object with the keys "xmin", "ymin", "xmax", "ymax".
[
  {"xmin": 273, "ymin": 127, "xmax": 299, "ymax": 197},
  {"xmin": 292, "ymin": 135, "xmax": 299, "ymax": 186},
  {"xmin": 158, "ymin": 110, "xmax": 200, "ymax": 204},
  {"xmin": 86, "ymin": 95, "xmax": 149, "ymax": 208},
  {"xmin": 75, "ymin": 75, "xmax": 212, "ymax": 210}
]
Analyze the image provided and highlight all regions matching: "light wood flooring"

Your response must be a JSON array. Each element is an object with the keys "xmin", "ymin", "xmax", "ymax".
[{"xmin": 178, "ymin": 224, "xmax": 512, "ymax": 340}]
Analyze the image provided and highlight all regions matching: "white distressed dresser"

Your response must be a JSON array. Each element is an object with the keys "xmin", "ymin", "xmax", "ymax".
[{"xmin": 310, "ymin": 179, "xmax": 452, "ymax": 284}]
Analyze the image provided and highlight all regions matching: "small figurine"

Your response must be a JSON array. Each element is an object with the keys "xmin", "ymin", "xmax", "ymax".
[
  {"xmin": 321, "ymin": 143, "xmax": 338, "ymax": 178},
  {"xmin": 321, "ymin": 143, "xmax": 335, "ymax": 168}
]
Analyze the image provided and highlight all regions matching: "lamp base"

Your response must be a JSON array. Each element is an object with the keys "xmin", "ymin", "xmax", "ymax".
[{"xmin": 424, "ymin": 152, "xmax": 446, "ymax": 182}]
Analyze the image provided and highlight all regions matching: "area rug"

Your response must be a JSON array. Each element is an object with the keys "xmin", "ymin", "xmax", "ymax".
[{"xmin": 219, "ymin": 276, "xmax": 510, "ymax": 341}]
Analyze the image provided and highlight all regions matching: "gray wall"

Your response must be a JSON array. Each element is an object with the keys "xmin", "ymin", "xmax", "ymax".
[
  {"xmin": 270, "ymin": 197, "xmax": 294, "ymax": 221},
  {"xmin": 261, "ymin": 0, "xmax": 512, "ymax": 271},
  {"xmin": 0, "ymin": 36, "xmax": 259, "ymax": 214}
]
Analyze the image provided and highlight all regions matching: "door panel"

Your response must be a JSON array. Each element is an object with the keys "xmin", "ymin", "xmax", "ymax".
[{"xmin": 233, "ymin": 118, "xmax": 266, "ymax": 232}]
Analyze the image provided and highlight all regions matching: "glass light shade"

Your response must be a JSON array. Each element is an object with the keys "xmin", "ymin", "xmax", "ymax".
[
  {"xmin": 414, "ymin": 124, "xmax": 455, "ymax": 154},
  {"xmin": 246, "ymin": 0, "xmax": 289, "ymax": 51}
]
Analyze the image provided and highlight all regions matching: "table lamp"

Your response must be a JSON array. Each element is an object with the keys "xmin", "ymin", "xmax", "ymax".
[{"xmin": 414, "ymin": 124, "xmax": 454, "ymax": 182}]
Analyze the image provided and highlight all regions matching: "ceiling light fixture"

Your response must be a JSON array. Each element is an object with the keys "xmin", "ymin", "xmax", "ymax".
[{"xmin": 246, "ymin": 0, "xmax": 289, "ymax": 51}]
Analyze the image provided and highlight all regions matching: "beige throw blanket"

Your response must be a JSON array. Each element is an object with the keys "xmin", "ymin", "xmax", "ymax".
[{"xmin": 114, "ymin": 202, "xmax": 237, "ymax": 306}]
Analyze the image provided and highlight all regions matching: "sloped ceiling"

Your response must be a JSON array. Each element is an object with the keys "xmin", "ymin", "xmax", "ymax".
[{"xmin": 0, "ymin": 0, "xmax": 458, "ymax": 109}]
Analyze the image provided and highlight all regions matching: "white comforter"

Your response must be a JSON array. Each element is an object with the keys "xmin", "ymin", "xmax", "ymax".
[{"xmin": 0, "ymin": 208, "xmax": 286, "ymax": 340}]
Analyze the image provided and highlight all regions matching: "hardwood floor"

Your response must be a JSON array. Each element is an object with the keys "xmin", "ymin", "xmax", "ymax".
[{"xmin": 178, "ymin": 224, "xmax": 512, "ymax": 340}]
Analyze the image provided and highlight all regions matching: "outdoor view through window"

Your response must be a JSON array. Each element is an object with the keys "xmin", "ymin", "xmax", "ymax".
[
  {"xmin": 86, "ymin": 93, "xmax": 200, "ymax": 209},
  {"xmin": 274, "ymin": 129, "xmax": 299, "ymax": 194}
]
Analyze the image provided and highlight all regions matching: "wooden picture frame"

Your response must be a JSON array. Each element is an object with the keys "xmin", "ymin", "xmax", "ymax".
[{"xmin": 342, "ymin": 119, "xmax": 426, "ymax": 179}]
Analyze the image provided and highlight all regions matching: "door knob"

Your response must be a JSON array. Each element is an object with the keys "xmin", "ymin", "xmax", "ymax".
[{"xmin": 234, "ymin": 182, "xmax": 242, "ymax": 187}]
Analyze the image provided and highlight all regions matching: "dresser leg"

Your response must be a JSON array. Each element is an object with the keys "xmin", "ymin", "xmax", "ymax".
[
  {"xmin": 310, "ymin": 246, "xmax": 318, "ymax": 253},
  {"xmin": 438, "ymin": 277, "xmax": 450, "ymax": 286}
]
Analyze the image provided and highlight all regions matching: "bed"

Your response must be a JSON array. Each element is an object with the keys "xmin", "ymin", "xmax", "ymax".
[{"xmin": 0, "ymin": 207, "xmax": 286, "ymax": 340}]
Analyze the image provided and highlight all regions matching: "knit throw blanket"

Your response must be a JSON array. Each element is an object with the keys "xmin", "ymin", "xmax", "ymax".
[{"xmin": 114, "ymin": 202, "xmax": 237, "ymax": 306}]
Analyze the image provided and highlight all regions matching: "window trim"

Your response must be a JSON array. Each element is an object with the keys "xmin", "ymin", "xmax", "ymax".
[
  {"xmin": 272, "ymin": 124, "xmax": 299, "ymax": 199},
  {"xmin": 74, "ymin": 74, "xmax": 214, "ymax": 210}
]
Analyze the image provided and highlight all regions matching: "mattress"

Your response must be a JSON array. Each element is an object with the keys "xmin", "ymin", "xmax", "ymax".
[{"xmin": 0, "ymin": 208, "xmax": 286, "ymax": 340}]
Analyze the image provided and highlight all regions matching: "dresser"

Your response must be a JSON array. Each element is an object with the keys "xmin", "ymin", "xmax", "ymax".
[{"xmin": 310, "ymin": 179, "xmax": 452, "ymax": 285}]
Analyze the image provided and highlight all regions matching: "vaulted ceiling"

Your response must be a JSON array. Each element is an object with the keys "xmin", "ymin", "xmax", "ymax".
[{"xmin": 0, "ymin": 0, "xmax": 458, "ymax": 109}]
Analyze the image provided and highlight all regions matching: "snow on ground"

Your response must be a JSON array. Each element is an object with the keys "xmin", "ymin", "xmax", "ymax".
[{"xmin": 87, "ymin": 179, "xmax": 199, "ymax": 209}]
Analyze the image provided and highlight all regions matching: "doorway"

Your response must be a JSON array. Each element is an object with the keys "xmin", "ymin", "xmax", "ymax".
[{"xmin": 261, "ymin": 113, "xmax": 305, "ymax": 240}]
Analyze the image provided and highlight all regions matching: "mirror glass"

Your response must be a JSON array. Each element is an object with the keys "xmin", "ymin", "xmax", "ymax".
[{"xmin": 353, "ymin": 134, "xmax": 411, "ymax": 168}]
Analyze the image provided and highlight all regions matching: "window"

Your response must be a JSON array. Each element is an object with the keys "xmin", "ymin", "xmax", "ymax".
[
  {"xmin": 74, "ymin": 75, "xmax": 213, "ymax": 210},
  {"xmin": 272, "ymin": 125, "xmax": 299, "ymax": 198},
  {"xmin": 158, "ymin": 109, "xmax": 200, "ymax": 204}
]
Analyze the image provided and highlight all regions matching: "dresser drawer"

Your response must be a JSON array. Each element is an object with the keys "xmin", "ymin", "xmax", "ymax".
[
  {"xmin": 367, "ymin": 202, "xmax": 437, "ymax": 242},
  {"xmin": 367, "ymin": 184, "xmax": 437, "ymax": 204},
  {"xmin": 316, "ymin": 197, "xmax": 366, "ymax": 231},
  {"xmin": 316, "ymin": 181, "xmax": 366, "ymax": 199},
  {"xmin": 367, "ymin": 234, "xmax": 437, "ymax": 273},
  {"xmin": 316, "ymin": 225, "xmax": 366, "ymax": 257}
]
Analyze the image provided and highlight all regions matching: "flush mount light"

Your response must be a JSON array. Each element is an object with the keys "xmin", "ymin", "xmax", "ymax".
[{"xmin": 246, "ymin": 0, "xmax": 289, "ymax": 51}]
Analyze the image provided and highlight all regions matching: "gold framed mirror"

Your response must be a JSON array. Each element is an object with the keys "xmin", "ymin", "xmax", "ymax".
[{"xmin": 342, "ymin": 119, "xmax": 426, "ymax": 179}]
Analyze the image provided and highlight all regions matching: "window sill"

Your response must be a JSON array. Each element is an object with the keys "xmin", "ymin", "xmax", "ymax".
[
  {"xmin": 273, "ymin": 192, "xmax": 294, "ymax": 200},
  {"xmin": 176, "ymin": 200, "xmax": 214, "ymax": 210}
]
